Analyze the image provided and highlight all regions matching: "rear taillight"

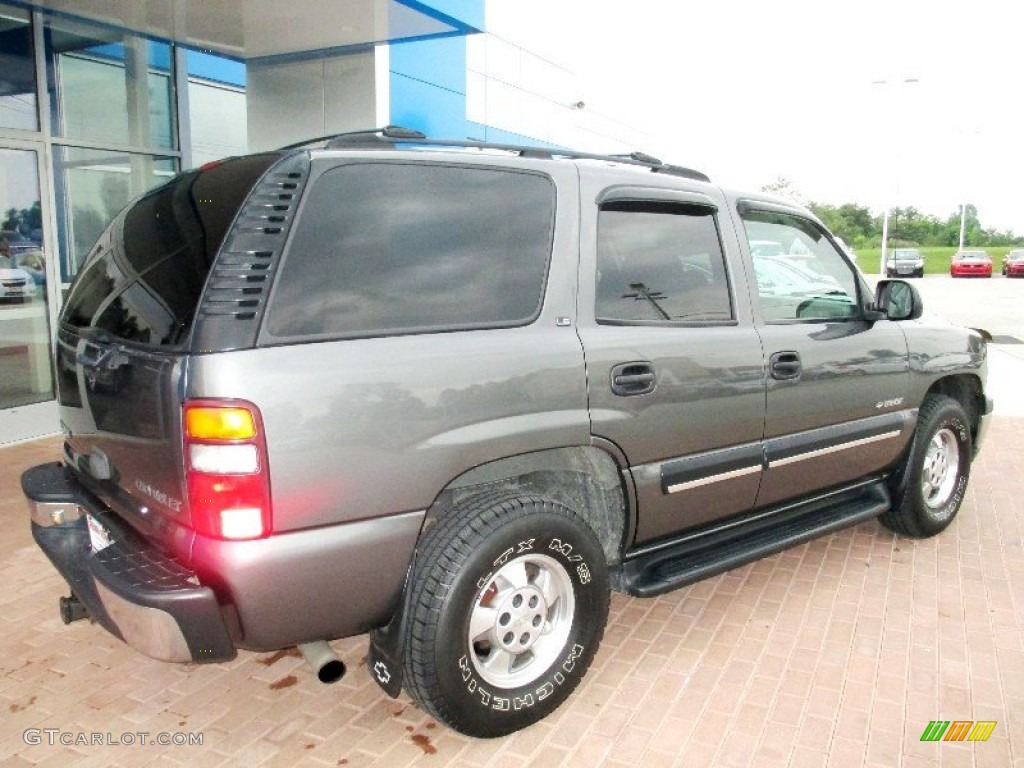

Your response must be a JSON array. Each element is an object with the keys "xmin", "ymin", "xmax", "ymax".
[{"xmin": 184, "ymin": 399, "xmax": 272, "ymax": 540}]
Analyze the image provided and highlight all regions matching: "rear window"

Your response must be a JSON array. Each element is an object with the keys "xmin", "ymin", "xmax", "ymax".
[
  {"xmin": 263, "ymin": 162, "xmax": 556, "ymax": 341},
  {"xmin": 61, "ymin": 153, "xmax": 280, "ymax": 346}
]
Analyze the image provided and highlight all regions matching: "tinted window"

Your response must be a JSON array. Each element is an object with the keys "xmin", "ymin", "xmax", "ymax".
[
  {"xmin": 596, "ymin": 201, "xmax": 733, "ymax": 324},
  {"xmin": 0, "ymin": 7, "xmax": 37, "ymax": 131},
  {"xmin": 61, "ymin": 153, "xmax": 280, "ymax": 345},
  {"xmin": 742, "ymin": 210, "xmax": 859, "ymax": 322},
  {"xmin": 265, "ymin": 163, "xmax": 555, "ymax": 339}
]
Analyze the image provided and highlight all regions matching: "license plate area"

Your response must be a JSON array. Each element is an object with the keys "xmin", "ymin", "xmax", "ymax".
[{"xmin": 87, "ymin": 514, "xmax": 113, "ymax": 553}]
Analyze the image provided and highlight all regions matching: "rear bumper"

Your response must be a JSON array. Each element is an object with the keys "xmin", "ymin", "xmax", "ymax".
[{"xmin": 23, "ymin": 463, "xmax": 236, "ymax": 663}]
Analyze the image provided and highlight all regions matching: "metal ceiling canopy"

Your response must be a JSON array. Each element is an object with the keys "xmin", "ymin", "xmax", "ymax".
[{"xmin": 23, "ymin": 0, "xmax": 482, "ymax": 61}]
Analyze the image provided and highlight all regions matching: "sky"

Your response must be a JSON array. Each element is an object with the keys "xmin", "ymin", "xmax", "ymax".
[{"xmin": 487, "ymin": 0, "xmax": 1023, "ymax": 235}]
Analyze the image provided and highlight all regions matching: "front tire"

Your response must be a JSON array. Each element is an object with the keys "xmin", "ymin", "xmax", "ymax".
[
  {"xmin": 880, "ymin": 394, "xmax": 972, "ymax": 538},
  {"xmin": 403, "ymin": 493, "xmax": 609, "ymax": 737}
]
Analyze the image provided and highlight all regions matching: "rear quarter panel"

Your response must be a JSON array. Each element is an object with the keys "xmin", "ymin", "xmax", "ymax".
[{"xmin": 186, "ymin": 160, "xmax": 589, "ymax": 532}]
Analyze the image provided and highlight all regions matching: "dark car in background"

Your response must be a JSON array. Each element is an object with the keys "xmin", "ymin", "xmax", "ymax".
[
  {"xmin": 1001, "ymin": 249, "xmax": 1024, "ymax": 278},
  {"xmin": 950, "ymin": 250, "xmax": 992, "ymax": 278},
  {"xmin": 886, "ymin": 248, "xmax": 925, "ymax": 278}
]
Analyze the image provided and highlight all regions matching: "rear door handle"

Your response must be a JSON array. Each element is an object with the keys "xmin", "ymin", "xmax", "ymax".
[
  {"xmin": 769, "ymin": 351, "xmax": 802, "ymax": 381},
  {"xmin": 610, "ymin": 361, "xmax": 656, "ymax": 396}
]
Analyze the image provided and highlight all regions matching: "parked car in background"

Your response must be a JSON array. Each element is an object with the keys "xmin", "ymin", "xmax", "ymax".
[
  {"xmin": 749, "ymin": 239, "xmax": 786, "ymax": 257},
  {"xmin": 886, "ymin": 248, "xmax": 925, "ymax": 278},
  {"xmin": 1001, "ymin": 249, "xmax": 1024, "ymax": 278},
  {"xmin": 950, "ymin": 250, "xmax": 992, "ymax": 278},
  {"xmin": 0, "ymin": 265, "xmax": 37, "ymax": 302},
  {"xmin": 12, "ymin": 248, "xmax": 46, "ymax": 286}
]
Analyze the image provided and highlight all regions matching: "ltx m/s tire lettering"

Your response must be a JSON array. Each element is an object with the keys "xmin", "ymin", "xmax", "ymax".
[{"xmin": 402, "ymin": 493, "xmax": 609, "ymax": 738}]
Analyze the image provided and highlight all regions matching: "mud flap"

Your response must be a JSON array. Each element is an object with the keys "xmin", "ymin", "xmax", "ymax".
[{"xmin": 366, "ymin": 564, "xmax": 414, "ymax": 698}]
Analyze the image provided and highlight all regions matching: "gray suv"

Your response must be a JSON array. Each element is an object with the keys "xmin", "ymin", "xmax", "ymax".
[{"xmin": 23, "ymin": 127, "xmax": 992, "ymax": 737}]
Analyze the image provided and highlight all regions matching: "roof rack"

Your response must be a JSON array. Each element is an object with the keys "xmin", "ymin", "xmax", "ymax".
[{"xmin": 279, "ymin": 125, "xmax": 710, "ymax": 183}]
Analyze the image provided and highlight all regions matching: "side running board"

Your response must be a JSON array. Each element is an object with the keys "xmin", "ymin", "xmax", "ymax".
[{"xmin": 614, "ymin": 480, "xmax": 890, "ymax": 597}]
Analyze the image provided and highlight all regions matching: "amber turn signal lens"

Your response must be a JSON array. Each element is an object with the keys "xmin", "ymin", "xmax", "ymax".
[{"xmin": 185, "ymin": 407, "xmax": 256, "ymax": 440}]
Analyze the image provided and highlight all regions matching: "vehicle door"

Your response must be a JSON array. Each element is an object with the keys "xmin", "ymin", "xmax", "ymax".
[
  {"xmin": 576, "ymin": 176, "xmax": 767, "ymax": 548},
  {"xmin": 733, "ymin": 199, "xmax": 915, "ymax": 508}
]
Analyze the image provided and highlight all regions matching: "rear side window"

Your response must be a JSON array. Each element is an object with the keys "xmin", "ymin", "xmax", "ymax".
[
  {"xmin": 263, "ymin": 163, "xmax": 555, "ymax": 340},
  {"xmin": 596, "ymin": 201, "xmax": 733, "ymax": 324},
  {"xmin": 61, "ymin": 154, "xmax": 280, "ymax": 346}
]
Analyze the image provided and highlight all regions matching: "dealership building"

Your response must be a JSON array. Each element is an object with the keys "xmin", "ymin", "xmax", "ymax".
[{"xmin": 0, "ymin": 0, "xmax": 641, "ymax": 443}]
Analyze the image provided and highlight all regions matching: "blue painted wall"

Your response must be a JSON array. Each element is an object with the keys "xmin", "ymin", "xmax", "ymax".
[
  {"xmin": 466, "ymin": 121, "xmax": 562, "ymax": 149},
  {"xmin": 389, "ymin": 35, "xmax": 468, "ymax": 138},
  {"xmin": 187, "ymin": 50, "xmax": 246, "ymax": 87}
]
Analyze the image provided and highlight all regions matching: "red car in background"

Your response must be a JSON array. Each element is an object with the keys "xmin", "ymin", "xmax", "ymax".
[
  {"xmin": 950, "ymin": 250, "xmax": 992, "ymax": 277},
  {"xmin": 1002, "ymin": 249, "xmax": 1024, "ymax": 277}
]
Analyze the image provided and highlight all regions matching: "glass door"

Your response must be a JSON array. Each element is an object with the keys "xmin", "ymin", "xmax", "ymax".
[{"xmin": 0, "ymin": 145, "xmax": 56, "ymax": 443}]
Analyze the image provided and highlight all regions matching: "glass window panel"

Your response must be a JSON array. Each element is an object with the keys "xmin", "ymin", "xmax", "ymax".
[
  {"xmin": 62, "ymin": 154, "xmax": 280, "ymax": 347},
  {"xmin": 741, "ymin": 210, "xmax": 860, "ymax": 322},
  {"xmin": 187, "ymin": 79, "xmax": 248, "ymax": 167},
  {"xmin": 0, "ymin": 5, "xmax": 38, "ymax": 131},
  {"xmin": 597, "ymin": 202, "xmax": 734, "ymax": 324},
  {"xmin": 45, "ymin": 16, "xmax": 174, "ymax": 150},
  {"xmin": 1, "ymin": 148, "xmax": 52, "ymax": 408},
  {"xmin": 53, "ymin": 146, "xmax": 177, "ymax": 280},
  {"xmin": 186, "ymin": 48, "xmax": 248, "ymax": 167},
  {"xmin": 266, "ymin": 163, "xmax": 556, "ymax": 340}
]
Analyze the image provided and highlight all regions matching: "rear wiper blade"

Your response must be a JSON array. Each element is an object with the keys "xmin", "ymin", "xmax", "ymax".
[{"xmin": 76, "ymin": 327, "xmax": 118, "ymax": 345}]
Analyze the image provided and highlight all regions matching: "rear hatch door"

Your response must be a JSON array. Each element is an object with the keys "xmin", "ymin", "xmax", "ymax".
[{"xmin": 57, "ymin": 154, "xmax": 282, "ymax": 549}]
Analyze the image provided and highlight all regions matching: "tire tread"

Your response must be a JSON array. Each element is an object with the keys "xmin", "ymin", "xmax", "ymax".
[
  {"xmin": 880, "ymin": 394, "xmax": 970, "ymax": 538},
  {"xmin": 402, "ymin": 490, "xmax": 607, "ymax": 734}
]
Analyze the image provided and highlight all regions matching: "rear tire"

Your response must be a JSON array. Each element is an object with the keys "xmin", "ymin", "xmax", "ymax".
[
  {"xmin": 880, "ymin": 395, "xmax": 971, "ymax": 538},
  {"xmin": 402, "ymin": 492, "xmax": 609, "ymax": 737}
]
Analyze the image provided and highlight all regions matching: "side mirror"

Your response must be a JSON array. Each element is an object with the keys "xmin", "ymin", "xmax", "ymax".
[{"xmin": 874, "ymin": 279, "xmax": 923, "ymax": 321}]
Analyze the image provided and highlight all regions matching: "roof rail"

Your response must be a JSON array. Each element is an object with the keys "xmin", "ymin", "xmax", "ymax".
[
  {"xmin": 279, "ymin": 125, "xmax": 710, "ymax": 183},
  {"xmin": 276, "ymin": 126, "xmax": 427, "ymax": 151}
]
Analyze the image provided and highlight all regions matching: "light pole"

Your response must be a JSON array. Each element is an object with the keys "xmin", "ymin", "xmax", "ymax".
[
  {"xmin": 958, "ymin": 203, "xmax": 967, "ymax": 251},
  {"xmin": 873, "ymin": 77, "xmax": 920, "ymax": 276}
]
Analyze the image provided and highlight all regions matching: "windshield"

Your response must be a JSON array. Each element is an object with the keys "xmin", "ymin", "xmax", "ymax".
[{"xmin": 892, "ymin": 250, "xmax": 920, "ymax": 260}]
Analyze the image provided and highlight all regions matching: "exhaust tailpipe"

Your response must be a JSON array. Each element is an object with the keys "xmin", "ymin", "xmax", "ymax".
[{"xmin": 298, "ymin": 641, "xmax": 346, "ymax": 684}]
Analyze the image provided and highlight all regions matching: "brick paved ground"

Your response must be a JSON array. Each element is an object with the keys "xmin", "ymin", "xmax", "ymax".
[{"xmin": 0, "ymin": 421, "xmax": 1021, "ymax": 768}]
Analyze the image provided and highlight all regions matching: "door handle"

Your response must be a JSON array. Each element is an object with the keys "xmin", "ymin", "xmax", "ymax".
[
  {"xmin": 769, "ymin": 351, "xmax": 802, "ymax": 381},
  {"xmin": 610, "ymin": 362, "xmax": 656, "ymax": 396}
]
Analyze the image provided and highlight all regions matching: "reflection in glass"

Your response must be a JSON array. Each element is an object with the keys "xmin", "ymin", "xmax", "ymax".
[
  {"xmin": 0, "ymin": 148, "xmax": 52, "ymax": 408},
  {"xmin": 187, "ymin": 49, "xmax": 248, "ymax": 167},
  {"xmin": 53, "ymin": 146, "xmax": 176, "ymax": 280},
  {"xmin": 266, "ymin": 164, "xmax": 556, "ymax": 340},
  {"xmin": 0, "ymin": 5, "xmax": 38, "ymax": 131},
  {"xmin": 45, "ymin": 15, "xmax": 174, "ymax": 149},
  {"xmin": 597, "ymin": 204, "xmax": 733, "ymax": 324}
]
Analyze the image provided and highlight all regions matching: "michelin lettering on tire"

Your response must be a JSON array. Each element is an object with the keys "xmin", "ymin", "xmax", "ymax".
[{"xmin": 402, "ymin": 494, "xmax": 609, "ymax": 737}]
